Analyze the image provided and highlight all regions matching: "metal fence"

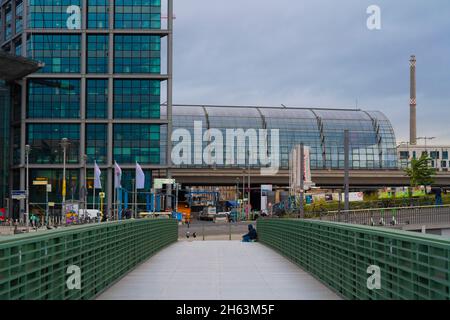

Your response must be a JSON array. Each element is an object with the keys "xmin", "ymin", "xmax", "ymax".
[
  {"xmin": 309, "ymin": 205, "xmax": 450, "ymax": 227},
  {"xmin": 257, "ymin": 219, "xmax": 450, "ymax": 300},
  {"xmin": 0, "ymin": 219, "xmax": 178, "ymax": 300}
]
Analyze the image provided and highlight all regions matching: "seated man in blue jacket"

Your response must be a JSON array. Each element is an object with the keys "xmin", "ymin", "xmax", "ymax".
[{"xmin": 242, "ymin": 224, "xmax": 257, "ymax": 242}]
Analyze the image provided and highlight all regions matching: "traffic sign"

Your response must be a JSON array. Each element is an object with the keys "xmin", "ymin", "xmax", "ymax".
[
  {"xmin": 11, "ymin": 190, "xmax": 26, "ymax": 200},
  {"xmin": 33, "ymin": 180, "xmax": 48, "ymax": 186}
]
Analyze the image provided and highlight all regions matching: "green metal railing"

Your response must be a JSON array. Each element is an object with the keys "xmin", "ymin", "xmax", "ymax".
[
  {"xmin": 0, "ymin": 219, "xmax": 178, "ymax": 300},
  {"xmin": 257, "ymin": 219, "xmax": 450, "ymax": 300}
]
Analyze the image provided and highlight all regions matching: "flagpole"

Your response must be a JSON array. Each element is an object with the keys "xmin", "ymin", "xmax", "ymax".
[
  {"xmin": 93, "ymin": 186, "xmax": 96, "ymax": 210},
  {"xmin": 132, "ymin": 178, "xmax": 136, "ymax": 219},
  {"xmin": 134, "ymin": 179, "xmax": 137, "ymax": 218},
  {"xmin": 113, "ymin": 186, "xmax": 116, "ymax": 221},
  {"xmin": 113, "ymin": 167, "xmax": 116, "ymax": 221}
]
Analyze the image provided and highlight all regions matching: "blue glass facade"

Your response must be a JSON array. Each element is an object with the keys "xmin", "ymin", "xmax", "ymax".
[
  {"xmin": 115, "ymin": 0, "xmax": 161, "ymax": 29},
  {"xmin": 113, "ymin": 79, "xmax": 160, "ymax": 119},
  {"xmin": 27, "ymin": 79, "xmax": 80, "ymax": 118},
  {"xmin": 87, "ymin": 0, "xmax": 108, "ymax": 29},
  {"xmin": 28, "ymin": 0, "xmax": 82, "ymax": 29},
  {"xmin": 114, "ymin": 124, "xmax": 160, "ymax": 164},
  {"xmin": 27, "ymin": 34, "xmax": 81, "ymax": 73},
  {"xmin": 86, "ymin": 124, "xmax": 107, "ymax": 164},
  {"xmin": 0, "ymin": 0, "xmax": 171, "ymax": 219},
  {"xmin": 27, "ymin": 123, "xmax": 80, "ymax": 164},
  {"xmin": 87, "ymin": 34, "xmax": 108, "ymax": 73},
  {"xmin": 114, "ymin": 35, "xmax": 160, "ymax": 74},
  {"xmin": 86, "ymin": 79, "xmax": 108, "ymax": 118}
]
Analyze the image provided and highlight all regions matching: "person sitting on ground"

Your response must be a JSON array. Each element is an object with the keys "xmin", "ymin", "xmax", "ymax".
[{"xmin": 242, "ymin": 224, "xmax": 257, "ymax": 242}]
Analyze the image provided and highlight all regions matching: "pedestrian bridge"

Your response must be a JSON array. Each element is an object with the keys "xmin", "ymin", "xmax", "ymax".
[
  {"xmin": 1, "ymin": 219, "xmax": 449, "ymax": 300},
  {"xmin": 97, "ymin": 241, "xmax": 340, "ymax": 300}
]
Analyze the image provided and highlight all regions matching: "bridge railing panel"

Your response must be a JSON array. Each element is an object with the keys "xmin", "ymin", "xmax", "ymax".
[
  {"xmin": 257, "ymin": 219, "xmax": 450, "ymax": 300},
  {"xmin": 316, "ymin": 205, "xmax": 450, "ymax": 227},
  {"xmin": 0, "ymin": 219, "xmax": 178, "ymax": 300}
]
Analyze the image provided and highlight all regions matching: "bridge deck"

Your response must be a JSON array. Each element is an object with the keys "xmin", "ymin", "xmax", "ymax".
[{"xmin": 97, "ymin": 241, "xmax": 341, "ymax": 300}]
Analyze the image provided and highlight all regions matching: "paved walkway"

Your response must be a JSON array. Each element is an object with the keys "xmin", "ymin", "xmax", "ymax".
[{"xmin": 97, "ymin": 241, "xmax": 341, "ymax": 300}]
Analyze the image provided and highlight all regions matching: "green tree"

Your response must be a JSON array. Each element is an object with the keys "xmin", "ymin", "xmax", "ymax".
[{"xmin": 404, "ymin": 154, "xmax": 436, "ymax": 187}]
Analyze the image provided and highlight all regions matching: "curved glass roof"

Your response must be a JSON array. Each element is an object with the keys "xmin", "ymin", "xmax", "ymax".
[{"xmin": 163, "ymin": 104, "xmax": 398, "ymax": 170}]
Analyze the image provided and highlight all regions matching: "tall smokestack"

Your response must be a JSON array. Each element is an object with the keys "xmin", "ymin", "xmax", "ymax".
[{"xmin": 410, "ymin": 55, "xmax": 417, "ymax": 145}]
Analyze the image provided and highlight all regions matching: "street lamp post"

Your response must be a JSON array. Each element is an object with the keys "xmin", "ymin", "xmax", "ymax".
[
  {"xmin": 25, "ymin": 145, "xmax": 31, "ymax": 227},
  {"xmin": 242, "ymin": 169, "xmax": 245, "ymax": 219},
  {"xmin": 60, "ymin": 138, "xmax": 70, "ymax": 224},
  {"xmin": 83, "ymin": 154, "xmax": 87, "ymax": 213},
  {"xmin": 247, "ymin": 150, "xmax": 251, "ymax": 220},
  {"xmin": 417, "ymin": 136, "xmax": 436, "ymax": 153},
  {"xmin": 235, "ymin": 177, "xmax": 239, "ymax": 215}
]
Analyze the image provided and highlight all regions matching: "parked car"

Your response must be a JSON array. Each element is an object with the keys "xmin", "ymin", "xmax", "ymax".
[
  {"xmin": 199, "ymin": 206, "xmax": 217, "ymax": 221},
  {"xmin": 214, "ymin": 212, "xmax": 229, "ymax": 223}
]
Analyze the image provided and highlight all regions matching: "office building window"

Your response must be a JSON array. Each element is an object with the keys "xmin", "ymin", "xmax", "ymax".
[
  {"xmin": 15, "ymin": 1, "xmax": 24, "ymax": 34},
  {"xmin": 28, "ymin": 79, "xmax": 80, "ymax": 119},
  {"xmin": 5, "ymin": 6, "xmax": 12, "ymax": 40},
  {"xmin": 27, "ymin": 34, "xmax": 81, "ymax": 73},
  {"xmin": 115, "ymin": 0, "xmax": 161, "ymax": 29},
  {"xmin": 27, "ymin": 124, "xmax": 80, "ymax": 164},
  {"xmin": 86, "ymin": 79, "xmax": 108, "ymax": 119},
  {"xmin": 441, "ymin": 161, "xmax": 447, "ymax": 168},
  {"xmin": 113, "ymin": 79, "xmax": 160, "ymax": 119},
  {"xmin": 86, "ymin": 124, "xmax": 107, "ymax": 164},
  {"xmin": 87, "ymin": 34, "xmax": 108, "ymax": 73},
  {"xmin": 114, "ymin": 35, "xmax": 160, "ymax": 74},
  {"xmin": 443, "ymin": 151, "xmax": 448, "ymax": 160},
  {"xmin": 14, "ymin": 40, "xmax": 22, "ymax": 56},
  {"xmin": 399, "ymin": 151, "xmax": 409, "ymax": 160},
  {"xmin": 87, "ymin": 0, "xmax": 108, "ymax": 29},
  {"xmin": 28, "ymin": 0, "xmax": 82, "ymax": 29},
  {"xmin": 430, "ymin": 151, "xmax": 439, "ymax": 160},
  {"xmin": 114, "ymin": 124, "xmax": 160, "ymax": 164},
  {"xmin": 29, "ymin": 169, "xmax": 79, "ymax": 203}
]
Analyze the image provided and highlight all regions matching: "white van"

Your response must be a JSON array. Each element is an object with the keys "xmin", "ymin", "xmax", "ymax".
[{"xmin": 78, "ymin": 209, "xmax": 101, "ymax": 223}]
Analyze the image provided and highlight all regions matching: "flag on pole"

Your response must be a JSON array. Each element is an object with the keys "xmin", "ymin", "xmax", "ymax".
[
  {"xmin": 114, "ymin": 161, "xmax": 122, "ymax": 189},
  {"xmin": 136, "ymin": 162, "xmax": 145, "ymax": 189},
  {"xmin": 94, "ymin": 161, "xmax": 102, "ymax": 189}
]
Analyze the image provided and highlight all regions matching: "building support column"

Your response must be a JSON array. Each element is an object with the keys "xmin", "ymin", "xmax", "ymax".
[{"xmin": 165, "ymin": 0, "xmax": 174, "ymax": 209}]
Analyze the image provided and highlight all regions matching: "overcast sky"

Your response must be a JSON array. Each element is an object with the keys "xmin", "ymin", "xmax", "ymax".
[{"xmin": 171, "ymin": 0, "xmax": 450, "ymax": 144}]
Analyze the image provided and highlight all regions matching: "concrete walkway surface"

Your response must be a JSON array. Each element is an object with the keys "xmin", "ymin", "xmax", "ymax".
[{"xmin": 97, "ymin": 241, "xmax": 341, "ymax": 300}]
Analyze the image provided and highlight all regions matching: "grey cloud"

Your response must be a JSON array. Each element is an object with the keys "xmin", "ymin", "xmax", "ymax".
[{"xmin": 172, "ymin": 0, "xmax": 450, "ymax": 143}]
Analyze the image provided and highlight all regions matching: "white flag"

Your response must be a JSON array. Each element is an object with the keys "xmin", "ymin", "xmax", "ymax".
[
  {"xmin": 114, "ymin": 161, "xmax": 122, "ymax": 189},
  {"xmin": 136, "ymin": 162, "xmax": 145, "ymax": 189},
  {"xmin": 94, "ymin": 161, "xmax": 102, "ymax": 189}
]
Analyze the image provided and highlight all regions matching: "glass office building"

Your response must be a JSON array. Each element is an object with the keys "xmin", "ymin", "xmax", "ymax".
[
  {"xmin": 165, "ymin": 105, "xmax": 398, "ymax": 170},
  {"xmin": 0, "ymin": 0, "xmax": 173, "ymax": 218}
]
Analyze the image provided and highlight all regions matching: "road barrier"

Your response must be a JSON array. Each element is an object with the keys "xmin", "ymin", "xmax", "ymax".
[
  {"xmin": 0, "ymin": 219, "xmax": 178, "ymax": 300},
  {"xmin": 257, "ymin": 219, "xmax": 450, "ymax": 299},
  {"xmin": 313, "ymin": 205, "xmax": 450, "ymax": 227}
]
